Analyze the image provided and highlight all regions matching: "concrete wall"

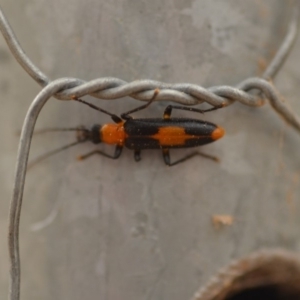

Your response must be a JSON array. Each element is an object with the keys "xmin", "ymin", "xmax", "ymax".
[{"xmin": 0, "ymin": 1, "xmax": 299, "ymax": 299}]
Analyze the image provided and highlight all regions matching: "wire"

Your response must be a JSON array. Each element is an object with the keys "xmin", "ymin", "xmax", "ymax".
[
  {"xmin": 262, "ymin": 4, "xmax": 300, "ymax": 80},
  {"xmin": 8, "ymin": 78, "xmax": 80, "ymax": 300},
  {"xmin": 0, "ymin": 2, "xmax": 299, "ymax": 300},
  {"xmin": 0, "ymin": 3, "xmax": 298, "ymax": 110},
  {"xmin": 0, "ymin": 7, "xmax": 49, "ymax": 86}
]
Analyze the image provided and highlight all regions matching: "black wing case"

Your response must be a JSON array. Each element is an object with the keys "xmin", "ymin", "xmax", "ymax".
[{"xmin": 124, "ymin": 118, "xmax": 218, "ymax": 150}]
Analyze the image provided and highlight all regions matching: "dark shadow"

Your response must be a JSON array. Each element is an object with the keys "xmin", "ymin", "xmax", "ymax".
[
  {"xmin": 226, "ymin": 284, "xmax": 300, "ymax": 300},
  {"xmin": 194, "ymin": 251, "xmax": 300, "ymax": 300}
]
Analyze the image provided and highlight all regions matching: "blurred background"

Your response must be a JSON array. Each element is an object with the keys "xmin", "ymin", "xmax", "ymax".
[{"xmin": 0, "ymin": 1, "xmax": 300, "ymax": 299}]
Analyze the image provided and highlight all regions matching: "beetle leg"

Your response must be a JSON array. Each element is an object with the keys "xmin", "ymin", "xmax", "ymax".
[
  {"xmin": 134, "ymin": 149, "xmax": 141, "ymax": 162},
  {"xmin": 77, "ymin": 145, "xmax": 123, "ymax": 160},
  {"xmin": 162, "ymin": 149, "xmax": 171, "ymax": 165},
  {"xmin": 121, "ymin": 89, "xmax": 159, "ymax": 120},
  {"xmin": 163, "ymin": 104, "xmax": 223, "ymax": 119},
  {"xmin": 162, "ymin": 149, "xmax": 219, "ymax": 167}
]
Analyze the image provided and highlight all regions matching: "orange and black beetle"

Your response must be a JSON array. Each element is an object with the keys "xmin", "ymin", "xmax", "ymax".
[{"xmin": 73, "ymin": 89, "xmax": 225, "ymax": 166}]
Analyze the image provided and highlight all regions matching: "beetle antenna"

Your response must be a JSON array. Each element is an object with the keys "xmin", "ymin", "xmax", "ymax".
[
  {"xmin": 15, "ymin": 127, "xmax": 86, "ymax": 137},
  {"xmin": 27, "ymin": 140, "xmax": 83, "ymax": 170},
  {"xmin": 72, "ymin": 97, "xmax": 122, "ymax": 123},
  {"xmin": 32, "ymin": 127, "xmax": 82, "ymax": 135}
]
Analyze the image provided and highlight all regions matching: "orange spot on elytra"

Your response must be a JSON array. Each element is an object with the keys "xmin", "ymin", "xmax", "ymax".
[
  {"xmin": 152, "ymin": 127, "xmax": 191, "ymax": 146},
  {"xmin": 211, "ymin": 126, "xmax": 225, "ymax": 140}
]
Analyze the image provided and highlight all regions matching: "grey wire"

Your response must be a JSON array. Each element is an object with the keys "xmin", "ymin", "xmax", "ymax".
[
  {"xmin": 0, "ymin": 6, "xmax": 49, "ymax": 86},
  {"xmin": 0, "ymin": 4, "xmax": 299, "ymax": 108},
  {"xmin": 262, "ymin": 1, "xmax": 300, "ymax": 79},
  {"xmin": 8, "ymin": 78, "xmax": 80, "ymax": 300},
  {"xmin": 1, "ymin": 2, "xmax": 299, "ymax": 300}
]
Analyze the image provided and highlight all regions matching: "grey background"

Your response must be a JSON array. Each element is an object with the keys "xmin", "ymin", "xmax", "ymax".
[{"xmin": 0, "ymin": 1, "xmax": 300, "ymax": 299}]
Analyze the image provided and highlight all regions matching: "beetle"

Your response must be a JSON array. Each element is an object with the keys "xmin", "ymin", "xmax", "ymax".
[
  {"xmin": 70, "ymin": 89, "xmax": 225, "ymax": 166},
  {"xmin": 29, "ymin": 89, "xmax": 225, "ymax": 168}
]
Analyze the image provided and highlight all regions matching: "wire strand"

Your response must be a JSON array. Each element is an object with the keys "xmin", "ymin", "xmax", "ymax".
[{"xmin": 0, "ymin": 3, "xmax": 299, "ymax": 300}]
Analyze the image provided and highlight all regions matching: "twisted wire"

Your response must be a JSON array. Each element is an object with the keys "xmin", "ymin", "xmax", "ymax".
[
  {"xmin": 0, "ymin": 4, "xmax": 298, "ymax": 107},
  {"xmin": 36, "ymin": 76, "xmax": 300, "ymax": 132},
  {"xmin": 0, "ymin": 2, "xmax": 300, "ymax": 300},
  {"xmin": 0, "ymin": 4, "xmax": 299, "ymax": 134}
]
